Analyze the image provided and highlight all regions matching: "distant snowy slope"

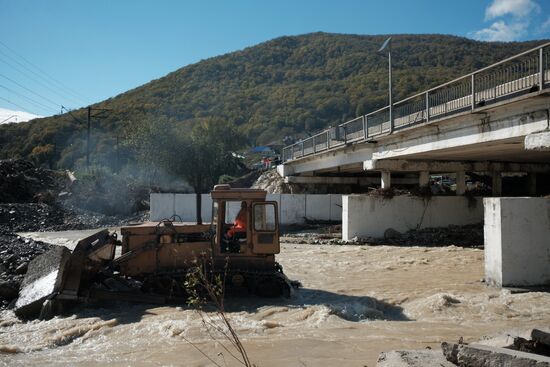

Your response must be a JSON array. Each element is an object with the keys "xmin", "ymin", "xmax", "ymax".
[{"xmin": 0, "ymin": 108, "xmax": 42, "ymax": 124}]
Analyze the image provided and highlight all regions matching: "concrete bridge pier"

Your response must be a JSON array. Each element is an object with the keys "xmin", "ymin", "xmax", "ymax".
[
  {"xmin": 456, "ymin": 171, "xmax": 466, "ymax": 195},
  {"xmin": 381, "ymin": 171, "xmax": 391, "ymax": 189},
  {"xmin": 419, "ymin": 171, "xmax": 430, "ymax": 188},
  {"xmin": 491, "ymin": 172, "xmax": 502, "ymax": 196}
]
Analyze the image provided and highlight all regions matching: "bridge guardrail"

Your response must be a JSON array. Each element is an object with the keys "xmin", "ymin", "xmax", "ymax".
[{"xmin": 283, "ymin": 42, "xmax": 550, "ymax": 163}]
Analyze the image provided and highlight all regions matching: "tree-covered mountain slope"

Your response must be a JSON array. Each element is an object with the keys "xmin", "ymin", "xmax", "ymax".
[{"xmin": 0, "ymin": 32, "xmax": 545, "ymax": 170}]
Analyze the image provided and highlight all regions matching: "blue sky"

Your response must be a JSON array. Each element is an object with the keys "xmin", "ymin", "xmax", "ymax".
[{"xmin": 1, "ymin": 0, "xmax": 549, "ymax": 121}]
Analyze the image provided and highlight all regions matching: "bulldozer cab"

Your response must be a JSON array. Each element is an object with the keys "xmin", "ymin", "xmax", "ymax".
[{"xmin": 210, "ymin": 185, "xmax": 279, "ymax": 256}]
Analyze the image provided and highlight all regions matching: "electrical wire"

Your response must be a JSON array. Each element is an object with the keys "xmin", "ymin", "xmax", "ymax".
[
  {"xmin": 0, "ymin": 40, "xmax": 90, "ymax": 104},
  {"xmin": 0, "ymin": 83, "xmax": 58, "ymax": 114},
  {"xmin": 0, "ymin": 55, "xmax": 82, "ymax": 107},
  {"xmin": 0, "ymin": 73, "xmax": 61, "ymax": 109},
  {"xmin": 0, "ymin": 95, "xmax": 40, "ymax": 115}
]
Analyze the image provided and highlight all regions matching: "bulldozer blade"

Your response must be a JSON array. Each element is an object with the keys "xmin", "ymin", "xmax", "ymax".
[
  {"xmin": 59, "ymin": 229, "xmax": 116, "ymax": 299},
  {"xmin": 14, "ymin": 229, "xmax": 117, "ymax": 319}
]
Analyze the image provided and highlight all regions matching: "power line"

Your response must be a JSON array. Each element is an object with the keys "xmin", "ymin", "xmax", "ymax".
[
  {"xmin": 0, "ymin": 47, "xmax": 87, "ymax": 106},
  {"xmin": 0, "ymin": 40, "xmax": 91, "ymax": 104},
  {"xmin": 0, "ymin": 56, "xmax": 81, "ymax": 108},
  {"xmin": 61, "ymin": 105, "xmax": 86, "ymax": 124},
  {"xmin": 0, "ymin": 115, "xmax": 18, "ymax": 124},
  {"xmin": 0, "ymin": 73, "xmax": 61, "ymax": 109},
  {"xmin": 0, "ymin": 95, "xmax": 40, "ymax": 115},
  {"xmin": 0, "ymin": 83, "xmax": 58, "ymax": 114}
]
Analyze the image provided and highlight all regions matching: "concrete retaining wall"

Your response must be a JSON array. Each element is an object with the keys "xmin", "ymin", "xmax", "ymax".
[
  {"xmin": 342, "ymin": 195, "xmax": 483, "ymax": 240},
  {"xmin": 484, "ymin": 197, "xmax": 550, "ymax": 287},
  {"xmin": 150, "ymin": 193, "xmax": 342, "ymax": 224}
]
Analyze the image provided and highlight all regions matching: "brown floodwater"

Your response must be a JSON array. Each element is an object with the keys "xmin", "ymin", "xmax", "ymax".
[{"xmin": 1, "ymin": 232, "xmax": 549, "ymax": 366}]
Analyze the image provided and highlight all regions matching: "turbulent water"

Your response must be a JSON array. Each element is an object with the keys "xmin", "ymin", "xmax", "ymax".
[{"xmin": 1, "ymin": 232, "xmax": 550, "ymax": 366}]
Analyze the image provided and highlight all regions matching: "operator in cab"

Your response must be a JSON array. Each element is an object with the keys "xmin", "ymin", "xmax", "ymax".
[{"xmin": 227, "ymin": 201, "xmax": 248, "ymax": 239}]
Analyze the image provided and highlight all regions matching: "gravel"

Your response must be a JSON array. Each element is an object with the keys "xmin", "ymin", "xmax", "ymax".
[{"xmin": 0, "ymin": 230, "xmax": 53, "ymax": 309}]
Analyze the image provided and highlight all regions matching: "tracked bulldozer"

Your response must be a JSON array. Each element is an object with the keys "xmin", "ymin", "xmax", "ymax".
[{"xmin": 15, "ymin": 185, "xmax": 296, "ymax": 318}]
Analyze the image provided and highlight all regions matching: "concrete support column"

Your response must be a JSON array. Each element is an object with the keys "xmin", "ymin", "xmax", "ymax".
[
  {"xmin": 492, "ymin": 171, "xmax": 502, "ymax": 197},
  {"xmin": 419, "ymin": 171, "xmax": 430, "ymax": 187},
  {"xmin": 381, "ymin": 171, "xmax": 391, "ymax": 189},
  {"xmin": 527, "ymin": 173, "xmax": 537, "ymax": 196},
  {"xmin": 456, "ymin": 171, "xmax": 466, "ymax": 195}
]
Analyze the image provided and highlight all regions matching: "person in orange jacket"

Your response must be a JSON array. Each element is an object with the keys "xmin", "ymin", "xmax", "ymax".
[{"xmin": 227, "ymin": 201, "xmax": 247, "ymax": 238}]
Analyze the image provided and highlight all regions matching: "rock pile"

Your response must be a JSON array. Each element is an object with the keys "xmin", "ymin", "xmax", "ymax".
[
  {"xmin": 0, "ymin": 159, "xmax": 66, "ymax": 204},
  {"xmin": 0, "ymin": 203, "xmax": 64, "ymax": 232},
  {"xmin": 365, "ymin": 224, "xmax": 484, "ymax": 248},
  {"xmin": 0, "ymin": 230, "xmax": 52, "ymax": 308},
  {"xmin": 282, "ymin": 223, "xmax": 483, "ymax": 248}
]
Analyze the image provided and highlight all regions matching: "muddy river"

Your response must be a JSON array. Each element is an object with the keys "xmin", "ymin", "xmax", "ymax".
[{"xmin": 1, "ymin": 231, "xmax": 549, "ymax": 366}]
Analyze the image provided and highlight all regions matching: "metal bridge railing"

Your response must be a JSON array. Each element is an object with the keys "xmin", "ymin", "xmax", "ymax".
[{"xmin": 283, "ymin": 42, "xmax": 550, "ymax": 162}]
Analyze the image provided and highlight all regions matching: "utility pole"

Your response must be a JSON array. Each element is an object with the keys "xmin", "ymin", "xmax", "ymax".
[
  {"xmin": 388, "ymin": 46, "xmax": 393, "ymax": 133},
  {"xmin": 378, "ymin": 37, "xmax": 393, "ymax": 133},
  {"xmin": 86, "ymin": 106, "xmax": 91, "ymax": 168}
]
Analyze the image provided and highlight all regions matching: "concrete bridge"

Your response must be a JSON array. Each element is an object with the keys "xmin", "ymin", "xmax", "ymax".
[{"xmin": 279, "ymin": 42, "xmax": 550, "ymax": 195}]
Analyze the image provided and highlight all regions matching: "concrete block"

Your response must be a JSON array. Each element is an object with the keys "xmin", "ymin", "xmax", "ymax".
[
  {"xmin": 201, "ymin": 194, "xmax": 212, "ymax": 222},
  {"xmin": 15, "ymin": 246, "xmax": 72, "ymax": 319},
  {"xmin": 484, "ymin": 197, "xmax": 550, "ymax": 287},
  {"xmin": 532, "ymin": 329, "xmax": 550, "ymax": 347},
  {"xmin": 305, "ymin": 195, "xmax": 331, "ymax": 221},
  {"xmin": 174, "ymin": 194, "xmax": 196, "ymax": 222},
  {"xmin": 525, "ymin": 131, "xmax": 550, "ymax": 151},
  {"xmin": 343, "ymin": 195, "xmax": 483, "ymax": 240},
  {"xmin": 448, "ymin": 343, "xmax": 550, "ymax": 366},
  {"xmin": 150, "ymin": 193, "xmax": 175, "ymax": 221},
  {"xmin": 330, "ymin": 194, "xmax": 343, "ymax": 221},
  {"xmin": 377, "ymin": 350, "xmax": 455, "ymax": 367},
  {"xmin": 266, "ymin": 194, "xmax": 281, "ymax": 223},
  {"xmin": 152, "ymin": 193, "xmax": 343, "ymax": 226},
  {"xmin": 280, "ymin": 194, "xmax": 306, "ymax": 224}
]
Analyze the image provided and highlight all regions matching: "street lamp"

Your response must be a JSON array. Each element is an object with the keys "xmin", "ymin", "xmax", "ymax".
[{"xmin": 378, "ymin": 37, "xmax": 393, "ymax": 133}]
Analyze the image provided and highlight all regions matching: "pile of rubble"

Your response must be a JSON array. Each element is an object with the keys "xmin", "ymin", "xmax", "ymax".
[
  {"xmin": 378, "ymin": 328, "xmax": 550, "ymax": 366},
  {"xmin": 0, "ymin": 159, "xmax": 67, "ymax": 204},
  {"xmin": 282, "ymin": 223, "xmax": 484, "ymax": 248},
  {"xmin": 0, "ymin": 203, "xmax": 65, "ymax": 232},
  {"xmin": 0, "ymin": 159, "xmax": 149, "ymax": 232},
  {"xmin": 252, "ymin": 169, "xmax": 307, "ymax": 193},
  {"xmin": 0, "ymin": 230, "xmax": 52, "ymax": 309},
  {"xmin": 366, "ymin": 224, "xmax": 484, "ymax": 248}
]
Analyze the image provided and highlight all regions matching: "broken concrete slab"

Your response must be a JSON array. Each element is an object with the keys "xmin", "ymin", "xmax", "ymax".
[
  {"xmin": 14, "ymin": 246, "xmax": 71, "ymax": 319},
  {"xmin": 532, "ymin": 329, "xmax": 550, "ymax": 347},
  {"xmin": 443, "ymin": 343, "xmax": 550, "ymax": 366},
  {"xmin": 376, "ymin": 349, "xmax": 456, "ymax": 367},
  {"xmin": 525, "ymin": 132, "xmax": 550, "ymax": 151}
]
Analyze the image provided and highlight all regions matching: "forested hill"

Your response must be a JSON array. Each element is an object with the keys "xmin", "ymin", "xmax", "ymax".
[{"xmin": 0, "ymin": 33, "xmax": 545, "ymax": 170}]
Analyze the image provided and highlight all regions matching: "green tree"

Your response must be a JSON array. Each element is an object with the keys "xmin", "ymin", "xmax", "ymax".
[
  {"xmin": 127, "ymin": 117, "xmax": 243, "ymax": 224},
  {"xmin": 170, "ymin": 119, "xmax": 243, "ymax": 224}
]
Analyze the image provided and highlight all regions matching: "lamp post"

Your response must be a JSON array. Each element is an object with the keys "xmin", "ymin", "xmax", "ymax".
[{"xmin": 378, "ymin": 37, "xmax": 393, "ymax": 133}]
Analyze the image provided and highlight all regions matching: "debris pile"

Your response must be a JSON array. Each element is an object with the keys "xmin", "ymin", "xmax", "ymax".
[
  {"xmin": 282, "ymin": 223, "xmax": 483, "ymax": 248},
  {"xmin": 441, "ymin": 329, "xmax": 550, "ymax": 366},
  {"xmin": 252, "ymin": 169, "xmax": 302, "ymax": 193},
  {"xmin": 0, "ymin": 230, "xmax": 52, "ymax": 309},
  {"xmin": 0, "ymin": 159, "xmax": 149, "ymax": 232},
  {"xmin": 0, "ymin": 203, "xmax": 65, "ymax": 232},
  {"xmin": 366, "ymin": 224, "xmax": 484, "ymax": 248},
  {"xmin": 0, "ymin": 159, "xmax": 66, "ymax": 204},
  {"xmin": 378, "ymin": 329, "xmax": 550, "ymax": 366}
]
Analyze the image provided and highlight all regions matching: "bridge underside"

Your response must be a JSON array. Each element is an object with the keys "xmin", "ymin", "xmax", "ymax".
[{"xmin": 280, "ymin": 93, "xmax": 550, "ymax": 195}]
